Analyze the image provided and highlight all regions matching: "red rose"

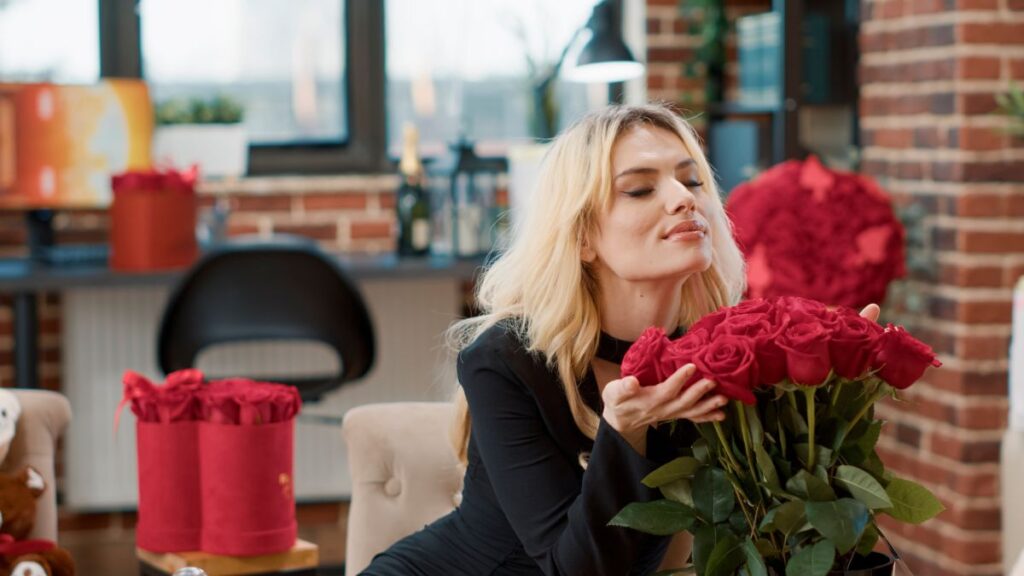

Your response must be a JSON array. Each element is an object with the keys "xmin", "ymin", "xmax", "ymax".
[
  {"xmin": 871, "ymin": 324, "xmax": 942, "ymax": 389},
  {"xmin": 829, "ymin": 311, "xmax": 883, "ymax": 379},
  {"xmin": 661, "ymin": 328, "xmax": 709, "ymax": 384},
  {"xmin": 727, "ymin": 298, "xmax": 774, "ymax": 316},
  {"xmin": 621, "ymin": 327, "xmax": 670, "ymax": 387},
  {"xmin": 693, "ymin": 335, "xmax": 758, "ymax": 405},
  {"xmin": 777, "ymin": 321, "xmax": 832, "ymax": 386},
  {"xmin": 689, "ymin": 308, "xmax": 729, "ymax": 336},
  {"xmin": 712, "ymin": 311, "xmax": 789, "ymax": 386},
  {"xmin": 780, "ymin": 296, "xmax": 840, "ymax": 330}
]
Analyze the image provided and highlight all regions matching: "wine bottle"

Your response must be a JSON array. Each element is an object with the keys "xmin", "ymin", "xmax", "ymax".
[{"xmin": 396, "ymin": 123, "xmax": 431, "ymax": 257}]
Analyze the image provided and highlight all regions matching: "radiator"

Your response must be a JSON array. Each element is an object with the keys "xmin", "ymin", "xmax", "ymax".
[{"xmin": 63, "ymin": 278, "xmax": 461, "ymax": 510}]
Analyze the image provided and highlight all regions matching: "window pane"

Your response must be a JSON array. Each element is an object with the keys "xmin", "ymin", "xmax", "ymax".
[
  {"xmin": 141, "ymin": 0, "xmax": 347, "ymax": 146},
  {"xmin": 385, "ymin": 0, "xmax": 600, "ymax": 157},
  {"xmin": 0, "ymin": 0, "xmax": 99, "ymax": 82}
]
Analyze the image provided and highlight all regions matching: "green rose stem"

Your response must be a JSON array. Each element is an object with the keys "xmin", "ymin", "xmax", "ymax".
[
  {"xmin": 735, "ymin": 402, "xmax": 760, "ymax": 488},
  {"xmin": 712, "ymin": 421, "xmax": 742, "ymax": 472},
  {"xmin": 804, "ymin": 386, "xmax": 817, "ymax": 470},
  {"xmin": 829, "ymin": 379, "xmax": 842, "ymax": 410},
  {"xmin": 832, "ymin": 383, "xmax": 891, "ymax": 450},
  {"xmin": 786, "ymin": 389, "xmax": 799, "ymax": 412}
]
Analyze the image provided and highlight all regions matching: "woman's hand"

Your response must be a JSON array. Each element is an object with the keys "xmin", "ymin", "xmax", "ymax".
[
  {"xmin": 860, "ymin": 303, "xmax": 880, "ymax": 323},
  {"xmin": 601, "ymin": 364, "xmax": 726, "ymax": 456}
]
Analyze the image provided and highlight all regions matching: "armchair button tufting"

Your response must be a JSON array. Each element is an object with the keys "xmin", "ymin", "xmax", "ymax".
[{"xmin": 384, "ymin": 477, "xmax": 402, "ymax": 497}]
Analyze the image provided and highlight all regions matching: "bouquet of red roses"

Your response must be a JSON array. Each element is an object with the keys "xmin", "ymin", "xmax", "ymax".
[
  {"xmin": 610, "ymin": 296, "xmax": 944, "ymax": 576},
  {"xmin": 726, "ymin": 156, "xmax": 905, "ymax": 309}
]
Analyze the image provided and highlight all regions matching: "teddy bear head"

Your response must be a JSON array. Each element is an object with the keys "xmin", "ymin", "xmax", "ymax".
[{"xmin": 0, "ymin": 467, "xmax": 44, "ymax": 542}]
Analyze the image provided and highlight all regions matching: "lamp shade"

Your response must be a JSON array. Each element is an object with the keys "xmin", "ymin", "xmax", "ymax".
[{"xmin": 564, "ymin": 0, "xmax": 644, "ymax": 83}]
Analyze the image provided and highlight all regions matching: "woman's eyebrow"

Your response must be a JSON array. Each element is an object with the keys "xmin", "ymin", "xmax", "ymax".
[{"xmin": 614, "ymin": 159, "xmax": 695, "ymax": 180}]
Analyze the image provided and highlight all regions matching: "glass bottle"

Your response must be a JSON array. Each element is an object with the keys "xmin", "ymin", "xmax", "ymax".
[{"xmin": 396, "ymin": 123, "xmax": 431, "ymax": 257}]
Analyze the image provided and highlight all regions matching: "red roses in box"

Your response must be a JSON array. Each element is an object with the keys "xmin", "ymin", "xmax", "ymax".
[
  {"xmin": 621, "ymin": 296, "xmax": 940, "ymax": 402},
  {"xmin": 121, "ymin": 370, "xmax": 301, "ymax": 556}
]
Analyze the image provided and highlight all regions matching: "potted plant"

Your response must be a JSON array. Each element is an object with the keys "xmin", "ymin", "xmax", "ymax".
[
  {"xmin": 152, "ymin": 95, "xmax": 247, "ymax": 178},
  {"xmin": 610, "ymin": 296, "xmax": 944, "ymax": 575}
]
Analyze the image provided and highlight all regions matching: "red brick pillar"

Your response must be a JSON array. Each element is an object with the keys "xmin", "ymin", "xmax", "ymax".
[{"xmin": 859, "ymin": 3, "xmax": 1024, "ymax": 574}]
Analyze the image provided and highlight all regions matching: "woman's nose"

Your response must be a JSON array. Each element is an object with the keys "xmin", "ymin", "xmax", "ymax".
[{"xmin": 665, "ymin": 181, "xmax": 696, "ymax": 214}]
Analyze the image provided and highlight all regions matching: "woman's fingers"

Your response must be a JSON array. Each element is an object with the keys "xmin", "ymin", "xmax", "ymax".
[
  {"xmin": 678, "ymin": 393, "xmax": 729, "ymax": 420},
  {"xmin": 689, "ymin": 410, "xmax": 726, "ymax": 423},
  {"xmin": 603, "ymin": 375, "xmax": 640, "ymax": 407},
  {"xmin": 859, "ymin": 303, "xmax": 880, "ymax": 323},
  {"xmin": 676, "ymin": 378, "xmax": 717, "ymax": 410},
  {"xmin": 660, "ymin": 364, "xmax": 697, "ymax": 398}
]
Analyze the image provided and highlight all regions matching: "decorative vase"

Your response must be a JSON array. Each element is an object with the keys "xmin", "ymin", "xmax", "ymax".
[
  {"xmin": 827, "ymin": 552, "xmax": 896, "ymax": 575},
  {"xmin": 153, "ymin": 123, "xmax": 248, "ymax": 178}
]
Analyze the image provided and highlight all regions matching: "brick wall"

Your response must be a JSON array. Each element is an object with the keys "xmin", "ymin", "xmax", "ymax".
[{"xmin": 859, "ymin": 3, "xmax": 1024, "ymax": 575}]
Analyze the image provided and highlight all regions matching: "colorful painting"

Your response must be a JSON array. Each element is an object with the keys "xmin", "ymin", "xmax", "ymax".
[{"xmin": 0, "ymin": 79, "xmax": 152, "ymax": 209}]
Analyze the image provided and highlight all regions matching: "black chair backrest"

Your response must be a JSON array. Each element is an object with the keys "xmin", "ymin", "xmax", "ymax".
[{"xmin": 157, "ymin": 239, "xmax": 375, "ymax": 402}]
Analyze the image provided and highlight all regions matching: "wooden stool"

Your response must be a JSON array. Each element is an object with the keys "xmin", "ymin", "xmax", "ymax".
[{"xmin": 137, "ymin": 539, "xmax": 319, "ymax": 576}]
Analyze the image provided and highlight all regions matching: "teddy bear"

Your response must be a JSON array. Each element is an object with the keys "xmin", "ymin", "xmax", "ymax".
[
  {"xmin": 0, "ymin": 465, "xmax": 74, "ymax": 576},
  {"xmin": 0, "ymin": 466, "xmax": 73, "ymax": 576},
  {"xmin": 0, "ymin": 388, "xmax": 74, "ymax": 576}
]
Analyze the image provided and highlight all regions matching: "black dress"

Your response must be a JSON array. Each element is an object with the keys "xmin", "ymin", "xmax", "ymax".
[{"xmin": 360, "ymin": 320, "xmax": 695, "ymax": 576}]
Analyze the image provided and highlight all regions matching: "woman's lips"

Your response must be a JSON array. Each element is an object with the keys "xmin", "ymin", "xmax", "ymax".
[{"xmin": 663, "ymin": 220, "xmax": 708, "ymax": 242}]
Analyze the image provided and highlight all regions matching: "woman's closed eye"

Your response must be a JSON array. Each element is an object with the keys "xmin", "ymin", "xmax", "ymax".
[{"xmin": 623, "ymin": 188, "xmax": 654, "ymax": 198}]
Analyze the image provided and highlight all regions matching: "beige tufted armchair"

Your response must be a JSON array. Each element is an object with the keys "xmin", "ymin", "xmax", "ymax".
[
  {"xmin": 341, "ymin": 402, "xmax": 464, "ymax": 576},
  {"xmin": 0, "ymin": 390, "xmax": 72, "ymax": 541}
]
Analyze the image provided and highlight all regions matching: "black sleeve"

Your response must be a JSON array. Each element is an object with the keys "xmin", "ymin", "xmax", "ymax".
[{"xmin": 459, "ymin": 339, "xmax": 667, "ymax": 576}]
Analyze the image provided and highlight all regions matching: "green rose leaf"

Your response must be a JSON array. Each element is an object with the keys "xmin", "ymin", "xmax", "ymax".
[
  {"xmin": 759, "ymin": 500, "xmax": 806, "ymax": 536},
  {"xmin": 785, "ymin": 540, "xmax": 835, "ymax": 576},
  {"xmin": 742, "ymin": 537, "xmax": 769, "ymax": 576},
  {"xmin": 754, "ymin": 443, "xmax": 782, "ymax": 493},
  {"xmin": 860, "ymin": 450, "xmax": 887, "ymax": 482},
  {"xmin": 786, "ymin": 469, "xmax": 836, "ymax": 502},
  {"xmin": 805, "ymin": 498, "xmax": 870, "ymax": 554},
  {"xmin": 795, "ymin": 443, "xmax": 833, "ymax": 471},
  {"xmin": 694, "ymin": 467, "xmax": 735, "ymax": 524},
  {"xmin": 660, "ymin": 478, "xmax": 694, "ymax": 507},
  {"xmin": 836, "ymin": 465, "xmax": 893, "ymax": 510},
  {"xmin": 855, "ymin": 523, "xmax": 880, "ymax": 558},
  {"xmin": 644, "ymin": 457, "xmax": 703, "ymax": 488},
  {"xmin": 705, "ymin": 532, "xmax": 744, "ymax": 576},
  {"xmin": 744, "ymin": 403, "xmax": 764, "ymax": 444},
  {"xmin": 693, "ymin": 438, "xmax": 711, "ymax": 465},
  {"xmin": 608, "ymin": 499, "xmax": 696, "ymax": 535},
  {"xmin": 692, "ymin": 523, "xmax": 733, "ymax": 576},
  {"xmin": 781, "ymin": 402, "xmax": 809, "ymax": 436},
  {"xmin": 883, "ymin": 477, "xmax": 945, "ymax": 524}
]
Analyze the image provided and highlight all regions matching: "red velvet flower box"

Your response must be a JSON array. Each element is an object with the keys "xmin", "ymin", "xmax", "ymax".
[
  {"xmin": 110, "ymin": 168, "xmax": 198, "ymax": 272},
  {"xmin": 122, "ymin": 371, "xmax": 302, "ymax": 556}
]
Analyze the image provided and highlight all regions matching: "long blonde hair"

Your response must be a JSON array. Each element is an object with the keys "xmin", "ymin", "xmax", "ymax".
[{"xmin": 448, "ymin": 103, "xmax": 746, "ymax": 464}]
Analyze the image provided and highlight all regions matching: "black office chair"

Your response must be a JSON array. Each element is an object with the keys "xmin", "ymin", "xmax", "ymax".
[{"xmin": 157, "ymin": 238, "xmax": 375, "ymax": 403}]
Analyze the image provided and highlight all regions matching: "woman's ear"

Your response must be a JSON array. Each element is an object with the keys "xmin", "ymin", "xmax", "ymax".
[{"xmin": 581, "ymin": 238, "xmax": 596, "ymax": 263}]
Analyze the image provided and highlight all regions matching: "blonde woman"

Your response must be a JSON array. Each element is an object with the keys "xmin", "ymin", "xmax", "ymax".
[{"xmin": 361, "ymin": 104, "xmax": 877, "ymax": 575}]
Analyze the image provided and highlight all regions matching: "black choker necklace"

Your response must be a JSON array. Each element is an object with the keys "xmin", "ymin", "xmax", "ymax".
[{"xmin": 596, "ymin": 326, "xmax": 686, "ymax": 364}]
